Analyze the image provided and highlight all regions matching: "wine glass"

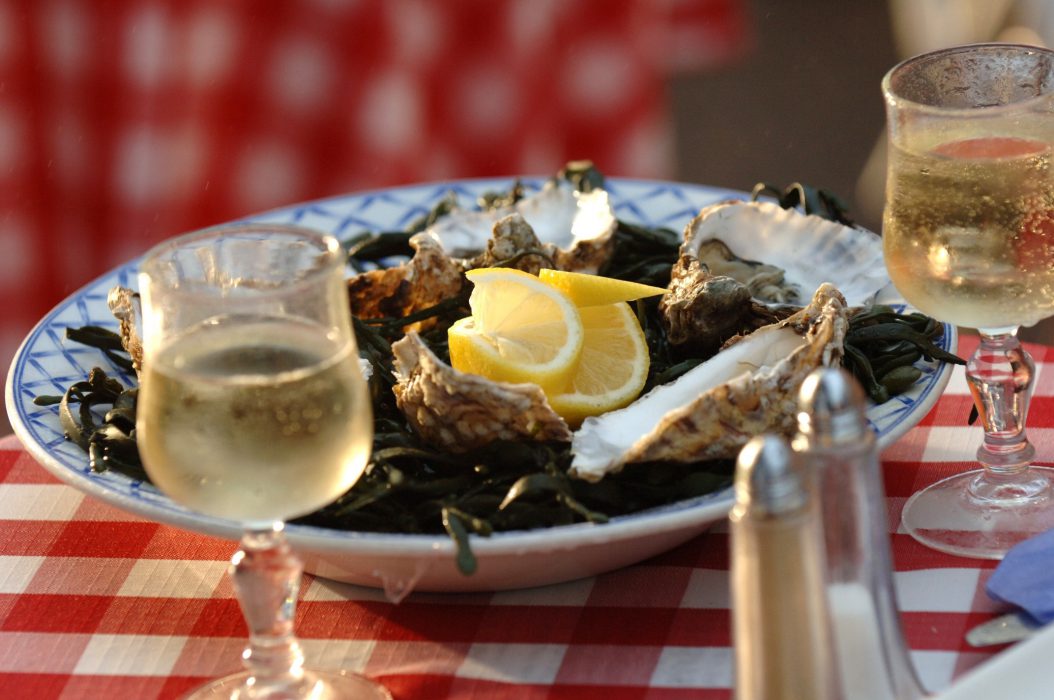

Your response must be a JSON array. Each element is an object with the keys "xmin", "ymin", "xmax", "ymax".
[
  {"xmin": 136, "ymin": 224, "xmax": 391, "ymax": 698},
  {"xmin": 883, "ymin": 43, "xmax": 1054, "ymax": 559}
]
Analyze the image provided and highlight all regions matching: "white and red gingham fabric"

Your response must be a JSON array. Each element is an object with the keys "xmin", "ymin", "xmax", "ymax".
[
  {"xmin": 0, "ymin": 0, "xmax": 749, "ymax": 410},
  {"xmin": 1, "ymin": 335, "xmax": 1046, "ymax": 699}
]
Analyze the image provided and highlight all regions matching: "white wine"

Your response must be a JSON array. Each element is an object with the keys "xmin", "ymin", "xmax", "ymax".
[
  {"xmin": 884, "ymin": 136, "xmax": 1054, "ymax": 329},
  {"xmin": 137, "ymin": 316, "xmax": 372, "ymax": 523}
]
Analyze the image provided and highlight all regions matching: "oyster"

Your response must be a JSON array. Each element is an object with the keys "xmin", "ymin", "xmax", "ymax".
[
  {"xmin": 681, "ymin": 200, "xmax": 887, "ymax": 307},
  {"xmin": 107, "ymin": 286, "xmax": 144, "ymax": 375},
  {"xmin": 660, "ymin": 255, "xmax": 787, "ymax": 357},
  {"xmin": 570, "ymin": 283, "xmax": 848, "ymax": 482},
  {"xmin": 392, "ymin": 332, "xmax": 571, "ymax": 452},
  {"xmin": 693, "ymin": 238, "xmax": 798, "ymax": 304},
  {"xmin": 347, "ymin": 231, "xmax": 465, "ymax": 328},
  {"xmin": 430, "ymin": 180, "xmax": 617, "ymax": 273},
  {"xmin": 468, "ymin": 213, "xmax": 550, "ymax": 274}
]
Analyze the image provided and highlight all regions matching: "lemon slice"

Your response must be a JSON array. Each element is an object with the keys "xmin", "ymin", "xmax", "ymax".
[
  {"xmin": 448, "ymin": 268, "xmax": 584, "ymax": 391},
  {"xmin": 538, "ymin": 268, "xmax": 666, "ymax": 307},
  {"xmin": 547, "ymin": 301, "xmax": 650, "ymax": 426}
]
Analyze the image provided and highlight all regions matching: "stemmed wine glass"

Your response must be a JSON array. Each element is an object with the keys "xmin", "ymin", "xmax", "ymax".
[
  {"xmin": 136, "ymin": 224, "xmax": 391, "ymax": 698},
  {"xmin": 883, "ymin": 43, "xmax": 1054, "ymax": 559}
]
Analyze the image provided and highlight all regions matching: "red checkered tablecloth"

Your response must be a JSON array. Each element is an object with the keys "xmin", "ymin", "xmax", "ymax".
[{"xmin": 1, "ymin": 335, "xmax": 1048, "ymax": 699}]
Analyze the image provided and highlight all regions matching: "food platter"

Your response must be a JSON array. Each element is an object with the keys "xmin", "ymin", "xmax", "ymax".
[{"xmin": 4, "ymin": 177, "xmax": 956, "ymax": 593}]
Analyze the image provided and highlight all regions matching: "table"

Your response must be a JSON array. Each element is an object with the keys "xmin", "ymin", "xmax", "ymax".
[{"xmin": 0, "ymin": 335, "xmax": 1043, "ymax": 699}]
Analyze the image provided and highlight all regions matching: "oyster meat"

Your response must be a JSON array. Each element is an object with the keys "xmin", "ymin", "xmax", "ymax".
[
  {"xmin": 392, "ymin": 332, "xmax": 571, "ymax": 453},
  {"xmin": 570, "ymin": 283, "xmax": 848, "ymax": 482},
  {"xmin": 660, "ymin": 254, "xmax": 787, "ymax": 357},
  {"xmin": 681, "ymin": 200, "xmax": 887, "ymax": 307},
  {"xmin": 693, "ymin": 238, "xmax": 798, "ymax": 304}
]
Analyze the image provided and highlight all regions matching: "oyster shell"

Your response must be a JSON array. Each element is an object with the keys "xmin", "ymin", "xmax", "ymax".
[
  {"xmin": 682, "ymin": 200, "xmax": 886, "ymax": 307},
  {"xmin": 570, "ymin": 283, "xmax": 848, "ymax": 482},
  {"xmin": 347, "ymin": 231, "xmax": 464, "ymax": 328},
  {"xmin": 392, "ymin": 332, "xmax": 571, "ymax": 452},
  {"xmin": 430, "ymin": 181, "xmax": 617, "ymax": 273},
  {"xmin": 107, "ymin": 286, "xmax": 144, "ymax": 375},
  {"xmin": 468, "ymin": 213, "xmax": 550, "ymax": 274}
]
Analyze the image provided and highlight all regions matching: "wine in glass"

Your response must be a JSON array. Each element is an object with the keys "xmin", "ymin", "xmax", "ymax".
[
  {"xmin": 136, "ymin": 224, "xmax": 391, "ymax": 698},
  {"xmin": 883, "ymin": 43, "xmax": 1054, "ymax": 558}
]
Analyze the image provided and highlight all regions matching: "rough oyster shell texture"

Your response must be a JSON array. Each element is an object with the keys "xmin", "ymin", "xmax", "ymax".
[
  {"xmin": 107, "ymin": 286, "xmax": 144, "ymax": 375},
  {"xmin": 570, "ymin": 283, "xmax": 849, "ymax": 482},
  {"xmin": 347, "ymin": 232, "xmax": 464, "ymax": 326},
  {"xmin": 392, "ymin": 332, "xmax": 571, "ymax": 452}
]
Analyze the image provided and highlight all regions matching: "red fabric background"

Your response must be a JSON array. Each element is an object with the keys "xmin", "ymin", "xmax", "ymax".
[{"xmin": 0, "ymin": 0, "xmax": 748, "ymax": 386}]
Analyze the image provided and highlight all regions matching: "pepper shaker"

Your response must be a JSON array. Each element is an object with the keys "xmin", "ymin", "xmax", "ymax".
[
  {"xmin": 793, "ymin": 368, "xmax": 926, "ymax": 700},
  {"xmin": 730, "ymin": 434, "xmax": 841, "ymax": 700}
]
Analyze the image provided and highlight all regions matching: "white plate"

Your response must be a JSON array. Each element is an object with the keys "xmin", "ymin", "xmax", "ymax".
[{"xmin": 4, "ymin": 177, "xmax": 956, "ymax": 593}]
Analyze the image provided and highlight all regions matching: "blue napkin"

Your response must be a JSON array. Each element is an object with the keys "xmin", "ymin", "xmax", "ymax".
[{"xmin": 987, "ymin": 528, "xmax": 1054, "ymax": 624}]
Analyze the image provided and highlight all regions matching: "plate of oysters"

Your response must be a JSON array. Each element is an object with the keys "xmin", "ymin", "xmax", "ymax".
[{"xmin": 5, "ymin": 165, "xmax": 957, "ymax": 594}]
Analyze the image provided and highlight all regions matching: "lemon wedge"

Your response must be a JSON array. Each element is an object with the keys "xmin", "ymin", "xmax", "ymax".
[
  {"xmin": 448, "ymin": 268, "xmax": 584, "ymax": 391},
  {"xmin": 538, "ymin": 268, "xmax": 666, "ymax": 307},
  {"xmin": 546, "ymin": 301, "xmax": 650, "ymax": 426}
]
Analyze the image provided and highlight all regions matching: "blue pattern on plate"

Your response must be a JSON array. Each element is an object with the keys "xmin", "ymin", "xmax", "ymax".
[{"xmin": 6, "ymin": 178, "xmax": 956, "ymax": 542}]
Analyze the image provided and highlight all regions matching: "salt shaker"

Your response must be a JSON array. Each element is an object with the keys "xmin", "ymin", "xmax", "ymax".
[
  {"xmin": 793, "ymin": 368, "xmax": 926, "ymax": 700},
  {"xmin": 730, "ymin": 434, "xmax": 841, "ymax": 700}
]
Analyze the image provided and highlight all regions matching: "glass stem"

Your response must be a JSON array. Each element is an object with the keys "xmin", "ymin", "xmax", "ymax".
[
  {"xmin": 964, "ymin": 331, "xmax": 1050, "ymax": 504},
  {"xmin": 231, "ymin": 523, "xmax": 312, "ymax": 698}
]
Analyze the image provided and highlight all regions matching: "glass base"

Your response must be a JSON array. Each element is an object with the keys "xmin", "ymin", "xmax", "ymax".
[
  {"xmin": 902, "ymin": 466, "xmax": 1054, "ymax": 559},
  {"xmin": 185, "ymin": 670, "xmax": 392, "ymax": 699}
]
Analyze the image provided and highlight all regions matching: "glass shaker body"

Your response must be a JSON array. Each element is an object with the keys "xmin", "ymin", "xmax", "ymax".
[{"xmin": 794, "ymin": 368, "xmax": 925, "ymax": 700}]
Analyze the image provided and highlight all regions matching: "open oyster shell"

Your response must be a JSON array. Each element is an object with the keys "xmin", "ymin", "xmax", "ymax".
[
  {"xmin": 392, "ymin": 332, "xmax": 571, "ymax": 452},
  {"xmin": 570, "ymin": 283, "xmax": 848, "ymax": 482},
  {"xmin": 430, "ymin": 181, "xmax": 617, "ymax": 273},
  {"xmin": 682, "ymin": 200, "xmax": 887, "ymax": 307}
]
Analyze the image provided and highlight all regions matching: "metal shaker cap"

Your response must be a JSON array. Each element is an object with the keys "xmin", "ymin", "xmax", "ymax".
[
  {"xmin": 796, "ymin": 368, "xmax": 869, "ymax": 446},
  {"xmin": 735, "ymin": 434, "xmax": 807, "ymax": 517}
]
